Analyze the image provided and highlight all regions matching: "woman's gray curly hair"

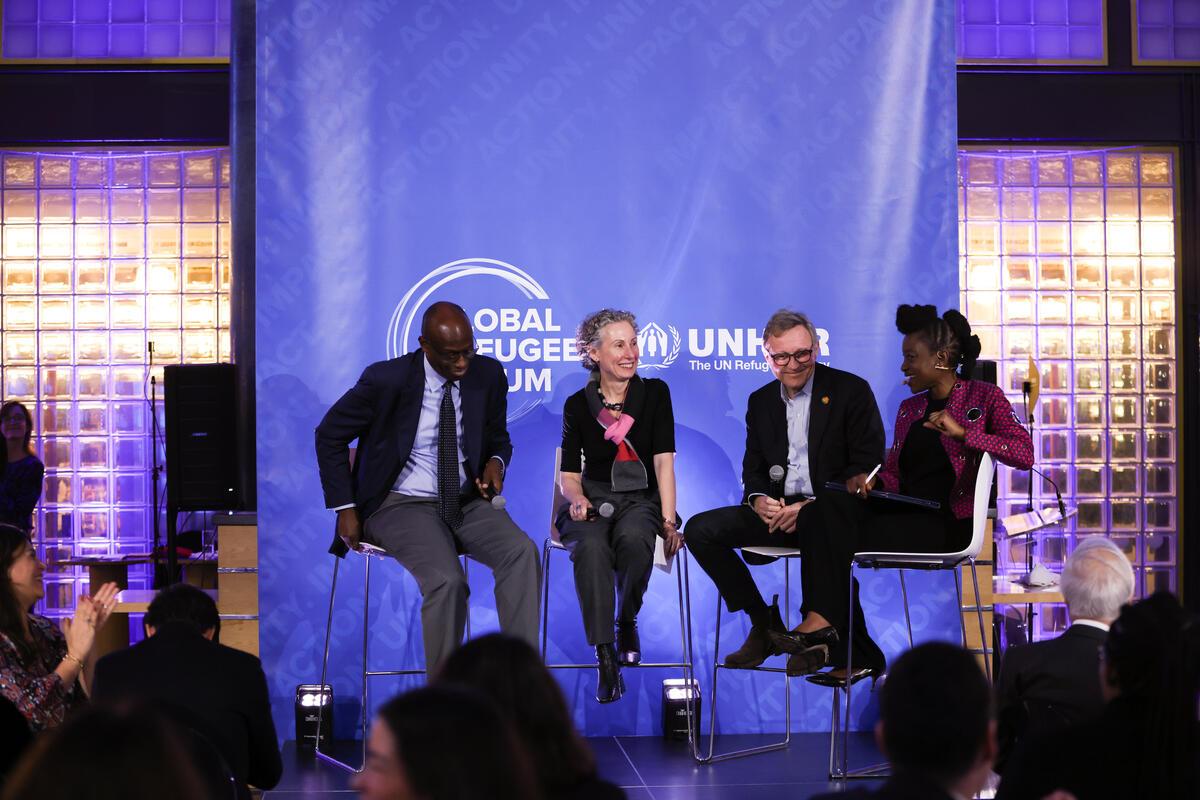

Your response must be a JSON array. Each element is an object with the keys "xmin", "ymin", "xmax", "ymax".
[{"xmin": 576, "ymin": 309, "xmax": 638, "ymax": 371}]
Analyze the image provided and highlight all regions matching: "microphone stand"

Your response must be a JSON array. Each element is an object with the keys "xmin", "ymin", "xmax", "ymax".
[
  {"xmin": 1021, "ymin": 380, "xmax": 1036, "ymax": 643},
  {"xmin": 149, "ymin": 343, "xmax": 163, "ymax": 573}
]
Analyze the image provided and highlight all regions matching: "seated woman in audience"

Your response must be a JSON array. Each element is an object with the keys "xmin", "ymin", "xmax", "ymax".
[
  {"xmin": 772, "ymin": 306, "xmax": 1034, "ymax": 679},
  {"xmin": 557, "ymin": 309, "xmax": 683, "ymax": 703},
  {"xmin": 1, "ymin": 702, "xmax": 207, "ymax": 800},
  {"xmin": 0, "ymin": 402, "xmax": 44, "ymax": 533},
  {"xmin": 0, "ymin": 523, "xmax": 118, "ymax": 732},
  {"xmin": 437, "ymin": 634, "xmax": 625, "ymax": 800},
  {"xmin": 997, "ymin": 591, "xmax": 1200, "ymax": 800},
  {"xmin": 352, "ymin": 685, "xmax": 539, "ymax": 800}
]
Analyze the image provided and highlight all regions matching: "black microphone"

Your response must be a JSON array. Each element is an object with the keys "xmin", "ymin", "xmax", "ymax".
[
  {"xmin": 586, "ymin": 502, "xmax": 615, "ymax": 520},
  {"xmin": 1029, "ymin": 466, "xmax": 1067, "ymax": 521},
  {"xmin": 768, "ymin": 465, "xmax": 785, "ymax": 499}
]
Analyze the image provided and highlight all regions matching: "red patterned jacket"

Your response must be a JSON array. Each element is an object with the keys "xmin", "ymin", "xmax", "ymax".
[{"xmin": 876, "ymin": 379, "xmax": 1034, "ymax": 520}]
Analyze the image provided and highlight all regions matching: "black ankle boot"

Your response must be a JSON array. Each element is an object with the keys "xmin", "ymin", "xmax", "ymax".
[
  {"xmin": 616, "ymin": 619, "xmax": 641, "ymax": 665},
  {"xmin": 595, "ymin": 643, "xmax": 625, "ymax": 704}
]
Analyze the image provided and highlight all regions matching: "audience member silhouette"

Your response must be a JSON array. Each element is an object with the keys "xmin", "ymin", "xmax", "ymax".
[
  {"xmin": 437, "ymin": 634, "xmax": 625, "ymax": 799},
  {"xmin": 1, "ymin": 703, "xmax": 207, "ymax": 800},
  {"xmin": 352, "ymin": 685, "xmax": 540, "ymax": 800},
  {"xmin": 997, "ymin": 591, "xmax": 1200, "ymax": 799},
  {"xmin": 812, "ymin": 642, "xmax": 996, "ymax": 800}
]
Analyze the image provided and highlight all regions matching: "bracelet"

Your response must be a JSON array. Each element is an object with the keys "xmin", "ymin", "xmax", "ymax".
[
  {"xmin": 662, "ymin": 518, "xmax": 678, "ymax": 530},
  {"xmin": 63, "ymin": 653, "xmax": 85, "ymax": 670}
]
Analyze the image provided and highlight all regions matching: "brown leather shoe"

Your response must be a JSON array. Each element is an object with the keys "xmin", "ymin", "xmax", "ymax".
[{"xmin": 723, "ymin": 597, "xmax": 785, "ymax": 669}]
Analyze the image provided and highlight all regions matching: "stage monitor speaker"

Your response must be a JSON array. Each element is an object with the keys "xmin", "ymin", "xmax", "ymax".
[
  {"xmin": 976, "ymin": 359, "xmax": 998, "ymax": 386},
  {"xmin": 165, "ymin": 364, "xmax": 240, "ymax": 511}
]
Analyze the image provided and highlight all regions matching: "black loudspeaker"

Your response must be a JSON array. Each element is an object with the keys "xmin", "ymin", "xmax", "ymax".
[
  {"xmin": 976, "ymin": 359, "xmax": 998, "ymax": 385},
  {"xmin": 165, "ymin": 364, "xmax": 239, "ymax": 511}
]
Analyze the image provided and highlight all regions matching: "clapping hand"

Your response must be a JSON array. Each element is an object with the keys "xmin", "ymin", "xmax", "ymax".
[{"xmin": 82, "ymin": 582, "xmax": 120, "ymax": 631}]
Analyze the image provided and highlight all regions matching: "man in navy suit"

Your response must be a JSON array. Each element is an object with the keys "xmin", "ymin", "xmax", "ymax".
[
  {"xmin": 994, "ymin": 535, "xmax": 1134, "ymax": 772},
  {"xmin": 315, "ymin": 301, "xmax": 540, "ymax": 672}
]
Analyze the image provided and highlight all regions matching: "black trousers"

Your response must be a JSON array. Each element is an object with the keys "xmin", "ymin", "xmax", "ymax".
[
  {"xmin": 556, "ymin": 479, "xmax": 660, "ymax": 646},
  {"xmin": 684, "ymin": 497, "xmax": 884, "ymax": 669},
  {"xmin": 805, "ymin": 491, "xmax": 973, "ymax": 669}
]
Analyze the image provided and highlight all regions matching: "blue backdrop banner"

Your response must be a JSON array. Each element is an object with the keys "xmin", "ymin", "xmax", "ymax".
[{"xmin": 256, "ymin": 0, "xmax": 959, "ymax": 738}]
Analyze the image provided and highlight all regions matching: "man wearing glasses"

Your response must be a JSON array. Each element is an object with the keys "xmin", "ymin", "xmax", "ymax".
[
  {"xmin": 686, "ymin": 309, "xmax": 885, "ymax": 674},
  {"xmin": 315, "ymin": 301, "xmax": 540, "ymax": 673}
]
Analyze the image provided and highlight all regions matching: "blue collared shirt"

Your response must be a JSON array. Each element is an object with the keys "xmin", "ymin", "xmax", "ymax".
[
  {"xmin": 781, "ymin": 377, "xmax": 814, "ymax": 497},
  {"xmin": 393, "ymin": 356, "xmax": 467, "ymax": 497}
]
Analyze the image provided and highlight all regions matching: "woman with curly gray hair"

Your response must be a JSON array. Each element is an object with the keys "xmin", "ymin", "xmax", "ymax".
[{"xmin": 557, "ymin": 308, "xmax": 681, "ymax": 704}]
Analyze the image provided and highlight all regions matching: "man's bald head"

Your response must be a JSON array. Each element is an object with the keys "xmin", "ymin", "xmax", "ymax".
[
  {"xmin": 1061, "ymin": 537, "xmax": 1135, "ymax": 624},
  {"xmin": 419, "ymin": 302, "xmax": 475, "ymax": 381}
]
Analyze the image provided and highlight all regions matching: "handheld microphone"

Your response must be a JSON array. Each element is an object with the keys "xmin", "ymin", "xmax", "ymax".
[
  {"xmin": 768, "ymin": 465, "xmax": 785, "ymax": 499},
  {"xmin": 586, "ymin": 502, "xmax": 615, "ymax": 520},
  {"xmin": 1030, "ymin": 466, "xmax": 1067, "ymax": 521},
  {"xmin": 479, "ymin": 485, "xmax": 507, "ymax": 510}
]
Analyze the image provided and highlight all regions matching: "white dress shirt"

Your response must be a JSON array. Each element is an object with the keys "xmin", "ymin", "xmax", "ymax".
[
  {"xmin": 392, "ymin": 357, "xmax": 467, "ymax": 497},
  {"xmin": 782, "ymin": 378, "xmax": 814, "ymax": 496}
]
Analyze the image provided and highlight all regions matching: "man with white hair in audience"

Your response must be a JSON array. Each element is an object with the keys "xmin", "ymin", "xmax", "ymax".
[{"xmin": 994, "ymin": 536, "xmax": 1135, "ymax": 772}]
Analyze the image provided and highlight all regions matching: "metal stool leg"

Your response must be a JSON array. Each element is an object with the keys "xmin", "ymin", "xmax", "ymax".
[
  {"xmin": 540, "ymin": 539, "xmax": 553, "ymax": 659},
  {"xmin": 315, "ymin": 557, "xmax": 342, "ymax": 767},
  {"xmin": 968, "ymin": 560, "xmax": 991, "ymax": 682},
  {"xmin": 833, "ymin": 565, "xmax": 889, "ymax": 780},
  {"xmin": 696, "ymin": 558, "xmax": 792, "ymax": 764},
  {"xmin": 898, "ymin": 570, "xmax": 914, "ymax": 647}
]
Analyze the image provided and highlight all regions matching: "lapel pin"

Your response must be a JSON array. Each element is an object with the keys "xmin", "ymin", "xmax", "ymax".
[{"xmin": 821, "ymin": 396, "xmax": 830, "ymax": 405}]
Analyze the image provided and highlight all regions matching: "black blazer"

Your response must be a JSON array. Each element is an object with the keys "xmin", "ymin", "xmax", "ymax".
[
  {"xmin": 0, "ymin": 455, "xmax": 44, "ymax": 532},
  {"xmin": 92, "ymin": 623, "xmax": 282, "ymax": 795},
  {"xmin": 740, "ymin": 363, "xmax": 885, "ymax": 504},
  {"xmin": 995, "ymin": 623, "xmax": 1107, "ymax": 772},
  {"xmin": 315, "ymin": 351, "xmax": 513, "ymax": 551}
]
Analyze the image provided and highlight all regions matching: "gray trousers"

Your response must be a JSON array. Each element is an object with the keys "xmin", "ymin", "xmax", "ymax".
[
  {"xmin": 364, "ymin": 492, "xmax": 540, "ymax": 673},
  {"xmin": 556, "ymin": 479, "xmax": 659, "ymax": 646}
]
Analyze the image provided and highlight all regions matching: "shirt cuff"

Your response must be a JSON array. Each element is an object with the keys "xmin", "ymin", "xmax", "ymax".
[
  {"xmin": 488, "ymin": 455, "xmax": 506, "ymax": 476},
  {"xmin": 329, "ymin": 503, "xmax": 356, "ymax": 512},
  {"xmin": 745, "ymin": 493, "xmax": 766, "ymax": 506}
]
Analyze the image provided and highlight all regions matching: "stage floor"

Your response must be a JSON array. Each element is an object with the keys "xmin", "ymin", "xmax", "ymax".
[{"xmin": 263, "ymin": 734, "xmax": 886, "ymax": 798}]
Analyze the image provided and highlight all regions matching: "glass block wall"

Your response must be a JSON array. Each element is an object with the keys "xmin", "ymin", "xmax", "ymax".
[
  {"xmin": 1, "ymin": 0, "xmax": 231, "ymax": 60},
  {"xmin": 1135, "ymin": 0, "xmax": 1200, "ymax": 63},
  {"xmin": 958, "ymin": 146, "xmax": 1180, "ymax": 636},
  {"xmin": 0, "ymin": 148, "xmax": 232, "ymax": 618},
  {"xmin": 957, "ymin": 0, "xmax": 1106, "ymax": 62}
]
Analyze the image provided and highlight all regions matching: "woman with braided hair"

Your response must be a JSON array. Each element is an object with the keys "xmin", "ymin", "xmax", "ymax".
[
  {"xmin": 997, "ymin": 591, "xmax": 1200, "ymax": 799},
  {"xmin": 771, "ymin": 305, "xmax": 1034, "ymax": 680}
]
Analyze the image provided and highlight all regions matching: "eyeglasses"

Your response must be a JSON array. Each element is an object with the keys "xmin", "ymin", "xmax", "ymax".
[{"xmin": 766, "ymin": 348, "xmax": 814, "ymax": 366}]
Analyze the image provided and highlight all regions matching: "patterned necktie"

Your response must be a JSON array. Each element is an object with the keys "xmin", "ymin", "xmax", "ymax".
[{"xmin": 437, "ymin": 381, "xmax": 463, "ymax": 529}]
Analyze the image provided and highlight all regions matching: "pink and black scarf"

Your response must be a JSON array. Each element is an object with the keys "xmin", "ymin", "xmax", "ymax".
[{"xmin": 584, "ymin": 374, "xmax": 648, "ymax": 492}]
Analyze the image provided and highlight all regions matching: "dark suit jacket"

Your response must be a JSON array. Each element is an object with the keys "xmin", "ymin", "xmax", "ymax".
[
  {"xmin": 315, "ymin": 351, "xmax": 513, "ymax": 555},
  {"xmin": 995, "ymin": 623, "xmax": 1107, "ymax": 772},
  {"xmin": 741, "ymin": 363, "xmax": 885, "ymax": 504},
  {"xmin": 92, "ymin": 623, "xmax": 282, "ymax": 794},
  {"xmin": 811, "ymin": 770, "xmax": 956, "ymax": 800}
]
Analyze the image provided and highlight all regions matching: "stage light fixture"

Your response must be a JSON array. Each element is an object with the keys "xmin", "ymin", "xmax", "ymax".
[
  {"xmin": 660, "ymin": 678, "xmax": 700, "ymax": 741},
  {"xmin": 295, "ymin": 684, "xmax": 333, "ymax": 751}
]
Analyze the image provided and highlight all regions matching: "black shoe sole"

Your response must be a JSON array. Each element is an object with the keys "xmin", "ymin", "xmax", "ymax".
[
  {"xmin": 804, "ymin": 668, "xmax": 880, "ymax": 688},
  {"xmin": 769, "ymin": 627, "xmax": 839, "ymax": 655},
  {"xmin": 784, "ymin": 645, "xmax": 829, "ymax": 676}
]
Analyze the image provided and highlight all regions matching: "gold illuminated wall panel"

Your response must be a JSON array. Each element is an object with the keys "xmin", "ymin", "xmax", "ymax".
[
  {"xmin": 958, "ymin": 146, "xmax": 1180, "ymax": 632},
  {"xmin": 0, "ymin": 148, "xmax": 232, "ymax": 615}
]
